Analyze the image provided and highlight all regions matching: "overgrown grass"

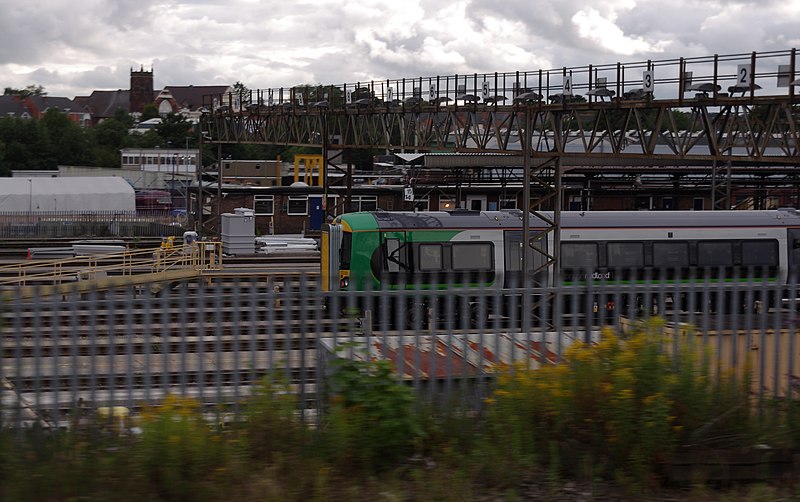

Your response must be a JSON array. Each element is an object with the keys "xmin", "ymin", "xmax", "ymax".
[{"xmin": 1, "ymin": 319, "xmax": 798, "ymax": 501}]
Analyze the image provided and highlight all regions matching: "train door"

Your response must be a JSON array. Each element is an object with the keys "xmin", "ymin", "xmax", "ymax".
[
  {"xmin": 379, "ymin": 231, "xmax": 412, "ymax": 284},
  {"xmin": 787, "ymin": 228, "xmax": 800, "ymax": 282},
  {"xmin": 503, "ymin": 230, "xmax": 549, "ymax": 287}
]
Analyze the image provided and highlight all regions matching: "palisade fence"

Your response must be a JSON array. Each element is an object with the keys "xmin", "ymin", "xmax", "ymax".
[
  {"xmin": 0, "ymin": 211, "xmax": 187, "ymax": 239},
  {"xmin": 1, "ymin": 273, "xmax": 799, "ymax": 430}
]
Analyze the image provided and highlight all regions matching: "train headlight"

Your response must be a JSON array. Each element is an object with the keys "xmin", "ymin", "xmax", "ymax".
[{"xmin": 340, "ymin": 277, "xmax": 349, "ymax": 289}]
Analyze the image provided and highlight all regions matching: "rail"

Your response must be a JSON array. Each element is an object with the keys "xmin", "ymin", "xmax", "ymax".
[{"xmin": 2, "ymin": 274, "xmax": 798, "ymax": 430}]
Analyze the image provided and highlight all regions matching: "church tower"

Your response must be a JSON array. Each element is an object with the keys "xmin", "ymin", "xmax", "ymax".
[{"xmin": 129, "ymin": 65, "xmax": 154, "ymax": 114}]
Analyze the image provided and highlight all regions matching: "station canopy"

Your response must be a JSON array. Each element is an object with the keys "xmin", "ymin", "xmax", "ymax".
[{"xmin": 0, "ymin": 177, "xmax": 136, "ymax": 212}]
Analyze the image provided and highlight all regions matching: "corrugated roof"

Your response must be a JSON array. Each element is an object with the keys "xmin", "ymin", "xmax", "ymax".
[{"xmin": 320, "ymin": 331, "xmax": 597, "ymax": 380}]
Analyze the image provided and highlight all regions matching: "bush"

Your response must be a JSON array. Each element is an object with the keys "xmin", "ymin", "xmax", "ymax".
[
  {"xmin": 485, "ymin": 318, "xmax": 756, "ymax": 486},
  {"xmin": 133, "ymin": 394, "xmax": 241, "ymax": 501},
  {"xmin": 324, "ymin": 351, "xmax": 422, "ymax": 473}
]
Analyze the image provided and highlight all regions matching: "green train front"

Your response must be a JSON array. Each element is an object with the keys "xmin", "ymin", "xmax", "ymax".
[{"xmin": 321, "ymin": 210, "xmax": 544, "ymax": 293}]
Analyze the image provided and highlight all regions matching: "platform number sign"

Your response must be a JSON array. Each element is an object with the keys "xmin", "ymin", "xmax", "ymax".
[
  {"xmin": 737, "ymin": 64, "xmax": 752, "ymax": 86},
  {"xmin": 643, "ymin": 70, "xmax": 654, "ymax": 93},
  {"xmin": 563, "ymin": 75, "xmax": 573, "ymax": 95},
  {"xmin": 346, "ymin": 89, "xmax": 353, "ymax": 104},
  {"xmin": 428, "ymin": 83, "xmax": 437, "ymax": 101},
  {"xmin": 267, "ymin": 89, "xmax": 274, "ymax": 106},
  {"xmin": 482, "ymin": 80, "xmax": 490, "ymax": 100},
  {"xmin": 404, "ymin": 187, "xmax": 414, "ymax": 202},
  {"xmin": 387, "ymin": 87, "xmax": 393, "ymax": 103}
]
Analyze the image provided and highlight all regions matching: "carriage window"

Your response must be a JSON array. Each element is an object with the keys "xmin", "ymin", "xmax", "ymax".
[
  {"xmin": 419, "ymin": 244, "xmax": 443, "ymax": 271},
  {"xmin": 452, "ymin": 243, "xmax": 493, "ymax": 270},
  {"xmin": 698, "ymin": 241, "xmax": 733, "ymax": 266},
  {"xmin": 561, "ymin": 242, "xmax": 598, "ymax": 269},
  {"xmin": 653, "ymin": 242, "xmax": 690, "ymax": 268},
  {"xmin": 607, "ymin": 242, "xmax": 644, "ymax": 268},
  {"xmin": 741, "ymin": 240, "xmax": 778, "ymax": 266}
]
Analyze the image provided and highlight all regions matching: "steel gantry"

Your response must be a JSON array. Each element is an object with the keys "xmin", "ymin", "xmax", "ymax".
[{"xmin": 201, "ymin": 49, "xmax": 800, "ymax": 291}]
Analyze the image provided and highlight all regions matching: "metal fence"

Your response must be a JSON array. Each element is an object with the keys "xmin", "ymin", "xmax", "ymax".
[
  {"xmin": 0, "ymin": 211, "xmax": 187, "ymax": 239},
  {"xmin": 2, "ymin": 273, "xmax": 799, "ymax": 429}
]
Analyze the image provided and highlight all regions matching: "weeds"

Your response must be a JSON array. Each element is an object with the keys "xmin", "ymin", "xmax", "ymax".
[{"xmin": 0, "ymin": 319, "xmax": 797, "ymax": 500}]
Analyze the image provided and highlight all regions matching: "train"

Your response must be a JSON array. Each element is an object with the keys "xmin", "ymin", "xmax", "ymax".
[{"xmin": 320, "ymin": 208, "xmax": 800, "ymax": 322}]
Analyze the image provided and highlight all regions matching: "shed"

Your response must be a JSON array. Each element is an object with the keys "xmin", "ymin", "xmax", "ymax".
[{"xmin": 0, "ymin": 177, "xmax": 136, "ymax": 212}]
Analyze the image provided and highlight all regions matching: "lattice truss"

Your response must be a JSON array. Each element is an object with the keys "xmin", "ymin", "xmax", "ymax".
[{"xmin": 204, "ymin": 99, "xmax": 800, "ymax": 164}]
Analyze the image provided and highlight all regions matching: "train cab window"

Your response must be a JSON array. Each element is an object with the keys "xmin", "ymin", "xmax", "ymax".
[
  {"xmin": 340, "ymin": 232, "xmax": 352, "ymax": 269},
  {"xmin": 561, "ymin": 242, "xmax": 598, "ymax": 269},
  {"xmin": 697, "ymin": 241, "xmax": 733, "ymax": 266},
  {"xmin": 653, "ymin": 242, "xmax": 690, "ymax": 268},
  {"xmin": 741, "ymin": 240, "xmax": 778, "ymax": 266},
  {"xmin": 452, "ymin": 243, "xmax": 493, "ymax": 270},
  {"xmin": 607, "ymin": 242, "xmax": 644, "ymax": 268},
  {"xmin": 419, "ymin": 244, "xmax": 444, "ymax": 271}
]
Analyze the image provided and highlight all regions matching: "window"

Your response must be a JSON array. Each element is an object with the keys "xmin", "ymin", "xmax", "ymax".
[
  {"xmin": 635, "ymin": 196, "xmax": 652, "ymax": 210},
  {"xmin": 607, "ymin": 242, "xmax": 644, "ymax": 268},
  {"xmin": 561, "ymin": 242, "xmax": 598, "ymax": 269},
  {"xmin": 653, "ymin": 242, "xmax": 690, "ymax": 267},
  {"xmin": 499, "ymin": 197, "xmax": 517, "ymax": 210},
  {"xmin": 255, "ymin": 163, "xmax": 262, "ymax": 170},
  {"xmin": 224, "ymin": 162, "xmax": 231, "ymax": 170},
  {"xmin": 419, "ymin": 244, "xmax": 443, "ymax": 271},
  {"xmin": 452, "ymin": 243, "xmax": 493, "ymax": 270},
  {"xmin": 348, "ymin": 195, "xmax": 378, "ymax": 212},
  {"xmin": 439, "ymin": 197, "xmax": 455, "ymax": 210},
  {"xmin": 413, "ymin": 196, "xmax": 430, "ymax": 212},
  {"xmin": 253, "ymin": 195, "xmax": 274, "ymax": 215},
  {"xmin": 741, "ymin": 240, "xmax": 778, "ymax": 266},
  {"xmin": 287, "ymin": 196, "xmax": 308, "ymax": 215},
  {"xmin": 385, "ymin": 239, "xmax": 402, "ymax": 272},
  {"xmin": 698, "ymin": 241, "xmax": 733, "ymax": 266}
]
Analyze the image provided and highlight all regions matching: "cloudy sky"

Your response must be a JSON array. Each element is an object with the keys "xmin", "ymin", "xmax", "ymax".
[{"xmin": 2, "ymin": 0, "xmax": 799, "ymax": 98}]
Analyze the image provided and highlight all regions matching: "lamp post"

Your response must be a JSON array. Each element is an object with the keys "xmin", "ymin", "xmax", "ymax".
[
  {"xmin": 184, "ymin": 137, "xmax": 190, "ymax": 211},
  {"xmin": 172, "ymin": 152, "xmax": 178, "ymax": 210}
]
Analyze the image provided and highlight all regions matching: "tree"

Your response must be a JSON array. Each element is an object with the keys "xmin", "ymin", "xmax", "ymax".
[
  {"xmin": 3, "ymin": 85, "xmax": 46, "ymax": 97},
  {"xmin": 40, "ymin": 108, "xmax": 91, "ymax": 166},
  {"xmin": 154, "ymin": 113, "xmax": 195, "ymax": 147},
  {"xmin": 0, "ymin": 116, "xmax": 53, "ymax": 170},
  {"xmin": 140, "ymin": 103, "xmax": 160, "ymax": 121},
  {"xmin": 89, "ymin": 110, "xmax": 138, "ymax": 167}
]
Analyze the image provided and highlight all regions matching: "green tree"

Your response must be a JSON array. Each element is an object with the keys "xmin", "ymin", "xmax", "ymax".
[
  {"xmin": 140, "ymin": 103, "xmax": 160, "ymax": 121},
  {"xmin": 0, "ymin": 138, "xmax": 7, "ymax": 176},
  {"xmin": 3, "ymin": 85, "xmax": 46, "ymax": 97},
  {"xmin": 40, "ymin": 108, "xmax": 92, "ymax": 166},
  {"xmin": 0, "ymin": 116, "xmax": 52, "ymax": 170},
  {"xmin": 154, "ymin": 113, "xmax": 195, "ymax": 147},
  {"xmin": 233, "ymin": 81, "xmax": 250, "ymax": 107},
  {"xmin": 87, "ymin": 109, "xmax": 139, "ymax": 167}
]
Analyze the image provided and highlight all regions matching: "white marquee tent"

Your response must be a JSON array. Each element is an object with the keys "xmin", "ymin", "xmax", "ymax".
[{"xmin": 0, "ymin": 177, "xmax": 136, "ymax": 212}]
